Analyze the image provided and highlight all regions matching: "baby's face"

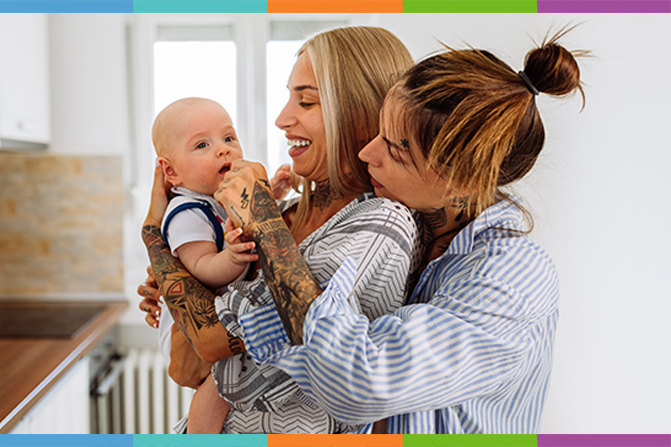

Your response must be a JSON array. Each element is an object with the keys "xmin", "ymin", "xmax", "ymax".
[{"xmin": 168, "ymin": 101, "xmax": 243, "ymax": 195}]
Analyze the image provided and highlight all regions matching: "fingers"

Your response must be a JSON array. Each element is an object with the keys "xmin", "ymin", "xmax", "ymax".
[
  {"xmin": 224, "ymin": 217, "xmax": 236, "ymax": 233},
  {"xmin": 230, "ymin": 253, "xmax": 259, "ymax": 263},
  {"xmin": 144, "ymin": 164, "xmax": 171, "ymax": 227},
  {"xmin": 224, "ymin": 227, "xmax": 244, "ymax": 244},
  {"xmin": 145, "ymin": 312, "xmax": 159, "ymax": 329},
  {"xmin": 139, "ymin": 296, "xmax": 162, "ymax": 329},
  {"xmin": 137, "ymin": 280, "xmax": 161, "ymax": 303}
]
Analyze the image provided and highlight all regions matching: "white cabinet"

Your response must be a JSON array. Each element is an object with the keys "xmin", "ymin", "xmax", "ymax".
[
  {"xmin": 0, "ymin": 13, "xmax": 51, "ymax": 149},
  {"xmin": 10, "ymin": 357, "xmax": 90, "ymax": 434}
]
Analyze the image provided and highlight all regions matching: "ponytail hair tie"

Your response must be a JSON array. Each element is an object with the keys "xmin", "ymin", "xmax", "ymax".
[{"xmin": 518, "ymin": 71, "xmax": 539, "ymax": 96}]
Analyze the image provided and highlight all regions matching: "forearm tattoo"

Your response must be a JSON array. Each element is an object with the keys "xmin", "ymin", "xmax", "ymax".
[
  {"xmin": 142, "ymin": 224, "xmax": 237, "ymax": 351},
  {"xmin": 233, "ymin": 181, "xmax": 321, "ymax": 345}
]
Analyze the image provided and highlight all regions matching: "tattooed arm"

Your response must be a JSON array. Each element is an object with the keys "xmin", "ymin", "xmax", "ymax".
[
  {"xmin": 215, "ymin": 160, "xmax": 321, "ymax": 345},
  {"xmin": 142, "ymin": 166, "xmax": 245, "ymax": 363}
]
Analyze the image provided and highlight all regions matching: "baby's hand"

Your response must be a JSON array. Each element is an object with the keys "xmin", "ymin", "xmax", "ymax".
[
  {"xmin": 224, "ymin": 219, "xmax": 258, "ymax": 266},
  {"xmin": 269, "ymin": 164, "xmax": 292, "ymax": 201}
]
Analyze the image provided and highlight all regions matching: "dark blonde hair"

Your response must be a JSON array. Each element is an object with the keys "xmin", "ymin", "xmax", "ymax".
[
  {"xmin": 393, "ymin": 27, "xmax": 586, "ymax": 219},
  {"xmin": 291, "ymin": 26, "xmax": 414, "ymax": 229}
]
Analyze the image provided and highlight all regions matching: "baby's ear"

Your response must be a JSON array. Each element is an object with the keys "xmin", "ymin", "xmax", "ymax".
[{"xmin": 157, "ymin": 157, "xmax": 179, "ymax": 185}]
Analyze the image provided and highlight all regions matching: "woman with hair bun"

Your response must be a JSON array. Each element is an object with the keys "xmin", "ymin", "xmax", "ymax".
[{"xmin": 216, "ymin": 29, "xmax": 586, "ymax": 434}]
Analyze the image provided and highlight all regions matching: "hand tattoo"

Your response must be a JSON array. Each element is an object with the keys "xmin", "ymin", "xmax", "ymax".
[{"xmin": 240, "ymin": 187, "xmax": 250, "ymax": 209}]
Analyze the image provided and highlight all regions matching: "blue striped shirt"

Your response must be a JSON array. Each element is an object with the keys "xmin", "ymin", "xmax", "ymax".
[{"xmin": 239, "ymin": 199, "xmax": 559, "ymax": 434}]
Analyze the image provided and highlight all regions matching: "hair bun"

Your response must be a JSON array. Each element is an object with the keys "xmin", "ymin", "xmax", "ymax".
[{"xmin": 523, "ymin": 37, "xmax": 583, "ymax": 99}]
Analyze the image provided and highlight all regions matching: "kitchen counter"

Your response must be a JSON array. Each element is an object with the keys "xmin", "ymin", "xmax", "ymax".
[{"xmin": 0, "ymin": 300, "xmax": 127, "ymax": 433}]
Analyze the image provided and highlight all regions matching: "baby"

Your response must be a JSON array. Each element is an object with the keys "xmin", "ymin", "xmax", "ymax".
[{"xmin": 151, "ymin": 97, "xmax": 289, "ymax": 434}]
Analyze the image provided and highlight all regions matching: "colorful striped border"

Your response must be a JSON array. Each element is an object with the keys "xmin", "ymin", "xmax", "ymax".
[
  {"xmin": 1, "ymin": 435, "xmax": 671, "ymax": 447},
  {"xmin": 0, "ymin": 0, "xmax": 669, "ymax": 11}
]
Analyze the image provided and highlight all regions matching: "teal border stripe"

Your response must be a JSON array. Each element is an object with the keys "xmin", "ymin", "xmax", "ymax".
[
  {"xmin": 132, "ymin": 0, "xmax": 266, "ymax": 12},
  {"xmin": 133, "ymin": 434, "xmax": 266, "ymax": 447}
]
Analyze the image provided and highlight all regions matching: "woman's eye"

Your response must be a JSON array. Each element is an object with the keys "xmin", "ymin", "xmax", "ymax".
[
  {"xmin": 385, "ymin": 140, "xmax": 405, "ymax": 164},
  {"xmin": 299, "ymin": 101, "xmax": 315, "ymax": 108}
]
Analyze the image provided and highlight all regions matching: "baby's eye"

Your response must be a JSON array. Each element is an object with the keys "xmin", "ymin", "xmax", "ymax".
[
  {"xmin": 224, "ymin": 136, "xmax": 234, "ymax": 143},
  {"xmin": 196, "ymin": 142, "xmax": 208, "ymax": 149}
]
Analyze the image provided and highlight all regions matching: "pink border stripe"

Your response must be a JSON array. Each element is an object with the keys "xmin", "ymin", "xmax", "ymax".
[
  {"xmin": 537, "ymin": 1, "xmax": 671, "ymax": 12},
  {"xmin": 538, "ymin": 435, "xmax": 671, "ymax": 447}
]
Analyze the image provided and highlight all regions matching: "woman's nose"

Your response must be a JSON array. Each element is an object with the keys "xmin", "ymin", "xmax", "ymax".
[
  {"xmin": 275, "ymin": 102, "xmax": 295, "ymax": 130},
  {"xmin": 358, "ymin": 135, "xmax": 382, "ymax": 166}
]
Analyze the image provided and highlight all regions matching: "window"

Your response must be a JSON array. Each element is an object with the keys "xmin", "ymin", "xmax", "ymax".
[{"xmin": 153, "ymin": 25, "xmax": 237, "ymax": 124}]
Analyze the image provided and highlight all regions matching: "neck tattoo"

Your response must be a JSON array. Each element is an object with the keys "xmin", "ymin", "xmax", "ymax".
[
  {"xmin": 423, "ymin": 207, "xmax": 448, "ymax": 232},
  {"xmin": 451, "ymin": 196, "xmax": 468, "ymax": 222},
  {"xmin": 312, "ymin": 179, "xmax": 343, "ymax": 212}
]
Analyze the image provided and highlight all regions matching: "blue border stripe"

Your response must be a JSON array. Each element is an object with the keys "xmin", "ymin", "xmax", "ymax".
[
  {"xmin": 0, "ymin": 435, "xmax": 133, "ymax": 447},
  {"xmin": 0, "ymin": 1, "xmax": 132, "ymax": 12}
]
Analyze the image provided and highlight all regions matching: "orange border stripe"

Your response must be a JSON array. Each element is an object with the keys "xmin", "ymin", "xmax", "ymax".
[
  {"xmin": 268, "ymin": 434, "xmax": 404, "ymax": 447},
  {"xmin": 268, "ymin": 0, "xmax": 403, "ymax": 12}
]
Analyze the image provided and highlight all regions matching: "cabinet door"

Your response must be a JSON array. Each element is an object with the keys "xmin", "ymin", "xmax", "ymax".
[
  {"xmin": 0, "ymin": 13, "xmax": 50, "ymax": 144},
  {"xmin": 10, "ymin": 357, "xmax": 90, "ymax": 434}
]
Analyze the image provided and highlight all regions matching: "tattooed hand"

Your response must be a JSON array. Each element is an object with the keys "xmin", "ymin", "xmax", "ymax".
[{"xmin": 214, "ymin": 160, "xmax": 273, "ymax": 231}]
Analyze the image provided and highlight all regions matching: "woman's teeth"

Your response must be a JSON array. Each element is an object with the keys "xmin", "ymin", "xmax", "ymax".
[{"xmin": 288, "ymin": 139, "xmax": 311, "ymax": 148}]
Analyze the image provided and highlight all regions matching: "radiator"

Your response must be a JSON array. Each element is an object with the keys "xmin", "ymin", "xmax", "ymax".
[{"xmin": 91, "ymin": 349, "xmax": 193, "ymax": 434}]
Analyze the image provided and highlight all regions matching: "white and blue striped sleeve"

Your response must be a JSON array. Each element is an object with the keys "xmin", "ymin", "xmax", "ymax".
[{"xmin": 241, "ymin": 256, "xmax": 537, "ymax": 426}]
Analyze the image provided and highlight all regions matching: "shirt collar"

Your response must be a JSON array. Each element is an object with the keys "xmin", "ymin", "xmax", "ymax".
[{"xmin": 444, "ymin": 196, "xmax": 526, "ymax": 256}]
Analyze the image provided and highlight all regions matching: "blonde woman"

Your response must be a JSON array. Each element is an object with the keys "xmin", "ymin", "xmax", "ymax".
[
  {"xmin": 214, "ymin": 30, "xmax": 584, "ymax": 433},
  {"xmin": 139, "ymin": 26, "xmax": 417, "ymax": 433}
]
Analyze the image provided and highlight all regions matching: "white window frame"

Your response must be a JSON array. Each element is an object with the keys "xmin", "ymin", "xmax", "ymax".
[{"xmin": 127, "ymin": 13, "xmax": 375, "ymax": 196}]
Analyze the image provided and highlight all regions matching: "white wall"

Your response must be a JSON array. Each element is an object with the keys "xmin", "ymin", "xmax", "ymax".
[{"xmin": 47, "ymin": 13, "xmax": 671, "ymax": 433}]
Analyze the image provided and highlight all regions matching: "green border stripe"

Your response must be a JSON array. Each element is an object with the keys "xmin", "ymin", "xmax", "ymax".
[
  {"xmin": 133, "ymin": 0, "xmax": 267, "ymax": 12},
  {"xmin": 133, "ymin": 434, "xmax": 267, "ymax": 447},
  {"xmin": 404, "ymin": 434, "xmax": 537, "ymax": 447},
  {"xmin": 403, "ymin": 0, "xmax": 537, "ymax": 12}
]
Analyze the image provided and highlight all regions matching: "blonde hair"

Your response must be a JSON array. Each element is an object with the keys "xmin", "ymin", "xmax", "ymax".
[
  {"xmin": 291, "ymin": 26, "xmax": 414, "ymax": 229},
  {"xmin": 394, "ymin": 27, "xmax": 586, "ymax": 220}
]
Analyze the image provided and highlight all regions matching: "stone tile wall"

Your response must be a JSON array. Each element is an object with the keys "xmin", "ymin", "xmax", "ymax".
[{"xmin": 0, "ymin": 154, "xmax": 123, "ymax": 296}]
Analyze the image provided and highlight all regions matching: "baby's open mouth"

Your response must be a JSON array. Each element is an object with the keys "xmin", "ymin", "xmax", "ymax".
[{"xmin": 219, "ymin": 164, "xmax": 231, "ymax": 175}]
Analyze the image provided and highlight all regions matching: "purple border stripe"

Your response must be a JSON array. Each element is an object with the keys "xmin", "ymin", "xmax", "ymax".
[
  {"xmin": 537, "ymin": 0, "xmax": 671, "ymax": 12},
  {"xmin": 538, "ymin": 435, "xmax": 671, "ymax": 447}
]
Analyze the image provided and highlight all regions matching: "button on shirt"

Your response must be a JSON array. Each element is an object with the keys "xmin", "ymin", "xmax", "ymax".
[{"xmin": 238, "ymin": 198, "xmax": 559, "ymax": 434}]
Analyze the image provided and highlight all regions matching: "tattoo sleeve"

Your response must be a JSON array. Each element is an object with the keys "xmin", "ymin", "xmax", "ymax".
[
  {"xmin": 241, "ymin": 181, "xmax": 322, "ymax": 345},
  {"xmin": 141, "ymin": 224, "xmax": 243, "ymax": 360}
]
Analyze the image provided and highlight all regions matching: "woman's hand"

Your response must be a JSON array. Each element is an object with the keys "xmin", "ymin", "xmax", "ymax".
[
  {"xmin": 215, "ymin": 160, "xmax": 273, "ymax": 231},
  {"xmin": 137, "ymin": 265, "xmax": 162, "ymax": 328},
  {"xmin": 144, "ymin": 163, "xmax": 172, "ymax": 228}
]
